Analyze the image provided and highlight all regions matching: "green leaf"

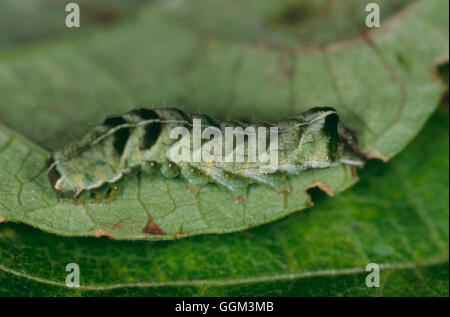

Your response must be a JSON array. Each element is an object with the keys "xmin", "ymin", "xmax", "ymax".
[
  {"xmin": 0, "ymin": 107, "xmax": 448, "ymax": 296},
  {"xmin": 0, "ymin": 0, "xmax": 152, "ymax": 49},
  {"xmin": 0, "ymin": 0, "xmax": 448, "ymax": 240},
  {"xmin": 0, "ymin": 0, "xmax": 448, "ymax": 297}
]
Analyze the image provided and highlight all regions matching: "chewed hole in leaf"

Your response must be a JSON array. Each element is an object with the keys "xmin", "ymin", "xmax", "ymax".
[{"xmin": 305, "ymin": 186, "xmax": 330, "ymax": 205}]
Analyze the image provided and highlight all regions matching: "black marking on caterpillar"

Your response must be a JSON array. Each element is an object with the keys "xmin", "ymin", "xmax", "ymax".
[{"xmin": 46, "ymin": 107, "xmax": 365, "ymax": 201}]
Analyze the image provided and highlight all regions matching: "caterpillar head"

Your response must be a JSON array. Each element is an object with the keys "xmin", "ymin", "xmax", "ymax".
[
  {"xmin": 294, "ymin": 107, "xmax": 341, "ymax": 166},
  {"xmin": 296, "ymin": 107, "xmax": 364, "ymax": 167}
]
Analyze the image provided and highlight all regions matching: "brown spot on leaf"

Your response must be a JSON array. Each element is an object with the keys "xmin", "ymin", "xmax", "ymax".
[
  {"xmin": 93, "ymin": 194, "xmax": 105, "ymax": 204},
  {"xmin": 0, "ymin": 216, "xmax": 6, "ymax": 223},
  {"xmin": 111, "ymin": 220, "xmax": 124, "ymax": 230},
  {"xmin": 143, "ymin": 216, "xmax": 166, "ymax": 235},
  {"xmin": 74, "ymin": 197, "xmax": 85, "ymax": 206},
  {"xmin": 93, "ymin": 229, "xmax": 113, "ymax": 239},
  {"xmin": 234, "ymin": 195, "xmax": 248, "ymax": 203},
  {"xmin": 174, "ymin": 233, "xmax": 188, "ymax": 239},
  {"xmin": 278, "ymin": 186, "xmax": 292, "ymax": 196},
  {"xmin": 349, "ymin": 165, "xmax": 360, "ymax": 182},
  {"xmin": 186, "ymin": 186, "xmax": 198, "ymax": 194}
]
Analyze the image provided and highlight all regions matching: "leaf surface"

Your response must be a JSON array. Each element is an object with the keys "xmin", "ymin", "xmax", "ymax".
[
  {"xmin": 0, "ymin": 0, "xmax": 448, "ymax": 241},
  {"xmin": 0, "ymin": 108, "xmax": 448, "ymax": 296}
]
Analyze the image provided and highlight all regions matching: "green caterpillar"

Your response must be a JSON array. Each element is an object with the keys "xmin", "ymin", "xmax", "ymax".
[{"xmin": 46, "ymin": 107, "xmax": 364, "ymax": 202}]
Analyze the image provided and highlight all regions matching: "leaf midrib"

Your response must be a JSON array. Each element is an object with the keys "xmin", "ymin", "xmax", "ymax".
[{"xmin": 0, "ymin": 256, "xmax": 447, "ymax": 291}]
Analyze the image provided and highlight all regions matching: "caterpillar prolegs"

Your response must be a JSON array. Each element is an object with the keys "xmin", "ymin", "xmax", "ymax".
[{"xmin": 46, "ymin": 107, "xmax": 364, "ymax": 202}]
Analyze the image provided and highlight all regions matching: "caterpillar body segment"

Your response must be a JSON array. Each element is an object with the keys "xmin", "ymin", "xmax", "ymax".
[{"xmin": 46, "ymin": 107, "xmax": 364, "ymax": 201}]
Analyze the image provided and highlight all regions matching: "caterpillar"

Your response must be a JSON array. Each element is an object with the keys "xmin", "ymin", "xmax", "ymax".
[{"xmin": 46, "ymin": 107, "xmax": 364, "ymax": 202}]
